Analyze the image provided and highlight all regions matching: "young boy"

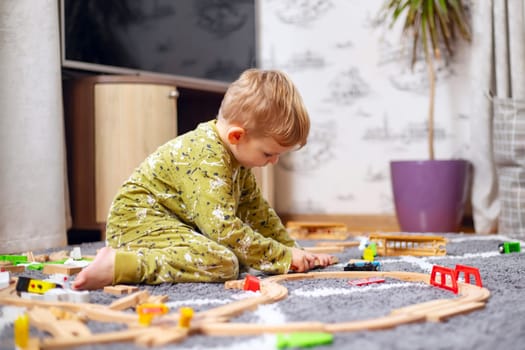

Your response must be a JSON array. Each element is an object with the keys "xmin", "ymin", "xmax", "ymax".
[{"xmin": 73, "ymin": 69, "xmax": 333, "ymax": 290}]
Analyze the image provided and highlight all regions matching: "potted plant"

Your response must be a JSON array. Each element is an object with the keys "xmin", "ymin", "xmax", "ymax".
[{"xmin": 380, "ymin": 0, "xmax": 472, "ymax": 232}]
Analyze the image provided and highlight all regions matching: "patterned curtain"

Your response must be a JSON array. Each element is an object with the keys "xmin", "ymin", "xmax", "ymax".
[
  {"xmin": 0, "ymin": 0, "xmax": 70, "ymax": 252},
  {"xmin": 470, "ymin": 0, "xmax": 525, "ymax": 236}
]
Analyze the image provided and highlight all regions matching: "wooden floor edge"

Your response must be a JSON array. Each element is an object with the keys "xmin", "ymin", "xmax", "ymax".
[
  {"xmin": 279, "ymin": 213, "xmax": 400, "ymax": 233},
  {"xmin": 279, "ymin": 213, "xmax": 476, "ymax": 233}
]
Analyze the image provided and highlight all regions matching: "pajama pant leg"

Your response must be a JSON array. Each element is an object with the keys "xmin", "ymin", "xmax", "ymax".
[
  {"xmin": 113, "ymin": 230, "xmax": 239, "ymax": 284},
  {"xmin": 107, "ymin": 216, "xmax": 239, "ymax": 284}
]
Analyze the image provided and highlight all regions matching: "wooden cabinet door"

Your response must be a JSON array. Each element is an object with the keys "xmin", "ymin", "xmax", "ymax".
[{"xmin": 94, "ymin": 83, "xmax": 178, "ymax": 222}]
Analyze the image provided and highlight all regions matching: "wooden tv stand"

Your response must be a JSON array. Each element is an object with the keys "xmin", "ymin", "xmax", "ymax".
[{"xmin": 63, "ymin": 75, "xmax": 226, "ymax": 238}]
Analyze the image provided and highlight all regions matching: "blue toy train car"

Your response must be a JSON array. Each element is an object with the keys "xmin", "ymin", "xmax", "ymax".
[{"xmin": 343, "ymin": 261, "xmax": 381, "ymax": 271}]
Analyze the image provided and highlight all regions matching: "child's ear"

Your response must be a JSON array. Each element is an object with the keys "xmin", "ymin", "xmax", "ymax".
[{"xmin": 227, "ymin": 127, "xmax": 246, "ymax": 145}]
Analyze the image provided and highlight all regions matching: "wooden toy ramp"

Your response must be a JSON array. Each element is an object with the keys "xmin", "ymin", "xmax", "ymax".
[{"xmin": 0, "ymin": 270, "xmax": 490, "ymax": 348}]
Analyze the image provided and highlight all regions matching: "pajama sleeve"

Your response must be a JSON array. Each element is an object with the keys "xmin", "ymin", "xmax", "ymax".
[{"xmin": 236, "ymin": 169, "xmax": 298, "ymax": 248}]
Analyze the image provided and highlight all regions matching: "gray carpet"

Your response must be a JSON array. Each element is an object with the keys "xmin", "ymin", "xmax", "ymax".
[{"xmin": 1, "ymin": 233, "xmax": 524, "ymax": 350}]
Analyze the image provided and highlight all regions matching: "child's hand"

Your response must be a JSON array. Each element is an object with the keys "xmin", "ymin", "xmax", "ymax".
[
  {"xmin": 290, "ymin": 248, "xmax": 334, "ymax": 272},
  {"xmin": 312, "ymin": 253, "xmax": 334, "ymax": 268}
]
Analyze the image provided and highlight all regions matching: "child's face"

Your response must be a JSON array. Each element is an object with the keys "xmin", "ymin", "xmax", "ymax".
[{"xmin": 232, "ymin": 134, "xmax": 294, "ymax": 168}]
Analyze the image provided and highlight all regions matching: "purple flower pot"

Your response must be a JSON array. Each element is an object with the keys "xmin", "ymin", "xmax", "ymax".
[{"xmin": 390, "ymin": 160, "xmax": 470, "ymax": 233}]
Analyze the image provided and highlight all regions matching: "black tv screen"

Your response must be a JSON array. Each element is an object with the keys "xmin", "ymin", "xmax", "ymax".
[{"xmin": 60, "ymin": 0, "xmax": 257, "ymax": 86}]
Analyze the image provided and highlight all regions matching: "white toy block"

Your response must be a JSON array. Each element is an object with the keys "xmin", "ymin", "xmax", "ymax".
[
  {"xmin": 20, "ymin": 292, "xmax": 45, "ymax": 301},
  {"xmin": 46, "ymin": 273, "xmax": 70, "ymax": 288},
  {"xmin": 70, "ymin": 247, "xmax": 82, "ymax": 260},
  {"xmin": 0, "ymin": 271, "xmax": 10, "ymax": 289},
  {"xmin": 43, "ymin": 288, "xmax": 68, "ymax": 302},
  {"xmin": 67, "ymin": 289, "xmax": 90, "ymax": 303},
  {"xmin": 358, "ymin": 237, "xmax": 369, "ymax": 251}
]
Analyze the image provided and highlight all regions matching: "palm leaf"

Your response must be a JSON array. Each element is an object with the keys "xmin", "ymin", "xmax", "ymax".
[
  {"xmin": 381, "ymin": 0, "xmax": 470, "ymax": 62},
  {"xmin": 378, "ymin": 0, "xmax": 471, "ymax": 160}
]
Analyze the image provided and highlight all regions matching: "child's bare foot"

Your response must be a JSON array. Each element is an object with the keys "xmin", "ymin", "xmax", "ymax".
[{"xmin": 72, "ymin": 246, "xmax": 115, "ymax": 290}]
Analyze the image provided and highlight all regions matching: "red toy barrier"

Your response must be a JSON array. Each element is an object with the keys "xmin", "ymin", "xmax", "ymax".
[
  {"xmin": 430, "ymin": 265, "xmax": 458, "ymax": 294},
  {"xmin": 455, "ymin": 264, "xmax": 483, "ymax": 287},
  {"xmin": 243, "ymin": 274, "xmax": 261, "ymax": 292},
  {"xmin": 430, "ymin": 264, "xmax": 483, "ymax": 293}
]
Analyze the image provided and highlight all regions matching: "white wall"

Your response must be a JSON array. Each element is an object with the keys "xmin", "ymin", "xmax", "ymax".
[{"xmin": 258, "ymin": 0, "xmax": 472, "ymax": 215}]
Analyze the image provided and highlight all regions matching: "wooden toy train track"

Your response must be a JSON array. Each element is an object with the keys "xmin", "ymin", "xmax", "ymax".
[
  {"xmin": 286, "ymin": 221, "xmax": 349, "ymax": 240},
  {"xmin": 0, "ymin": 269, "xmax": 490, "ymax": 349}
]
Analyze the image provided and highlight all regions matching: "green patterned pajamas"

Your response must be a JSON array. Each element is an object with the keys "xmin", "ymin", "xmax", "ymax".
[{"xmin": 106, "ymin": 120, "xmax": 295, "ymax": 285}]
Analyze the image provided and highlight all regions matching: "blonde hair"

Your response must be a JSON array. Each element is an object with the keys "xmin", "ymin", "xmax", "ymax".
[{"xmin": 218, "ymin": 69, "xmax": 310, "ymax": 147}]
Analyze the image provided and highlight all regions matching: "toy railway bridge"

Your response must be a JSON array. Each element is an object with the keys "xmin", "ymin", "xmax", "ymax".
[{"xmin": 369, "ymin": 234, "xmax": 447, "ymax": 256}]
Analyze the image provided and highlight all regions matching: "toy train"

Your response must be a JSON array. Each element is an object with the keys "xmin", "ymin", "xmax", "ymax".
[
  {"xmin": 15, "ymin": 276, "xmax": 62, "ymax": 295},
  {"xmin": 498, "ymin": 242, "xmax": 521, "ymax": 254},
  {"xmin": 343, "ymin": 261, "xmax": 381, "ymax": 271}
]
